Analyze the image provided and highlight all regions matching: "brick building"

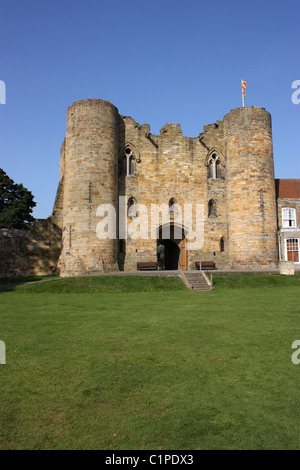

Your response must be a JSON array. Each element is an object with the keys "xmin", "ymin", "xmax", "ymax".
[
  {"xmin": 50, "ymin": 99, "xmax": 300, "ymax": 276},
  {"xmin": 276, "ymin": 179, "xmax": 300, "ymax": 265}
]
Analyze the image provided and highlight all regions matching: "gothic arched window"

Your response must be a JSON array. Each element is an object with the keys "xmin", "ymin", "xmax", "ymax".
[
  {"xmin": 207, "ymin": 153, "xmax": 220, "ymax": 179},
  {"xmin": 121, "ymin": 147, "xmax": 137, "ymax": 176}
]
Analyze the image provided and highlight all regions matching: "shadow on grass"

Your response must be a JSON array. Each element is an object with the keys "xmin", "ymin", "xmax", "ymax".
[
  {"xmin": 0, "ymin": 275, "xmax": 187, "ymax": 294},
  {"xmin": 0, "ymin": 275, "xmax": 58, "ymax": 293}
]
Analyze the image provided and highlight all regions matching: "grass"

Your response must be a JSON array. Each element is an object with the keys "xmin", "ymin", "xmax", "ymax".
[{"xmin": 0, "ymin": 273, "xmax": 299, "ymax": 450}]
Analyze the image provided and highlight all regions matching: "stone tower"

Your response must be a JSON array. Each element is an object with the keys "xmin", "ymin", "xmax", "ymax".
[
  {"xmin": 223, "ymin": 106, "xmax": 278, "ymax": 267},
  {"xmin": 59, "ymin": 99, "xmax": 119, "ymax": 276}
]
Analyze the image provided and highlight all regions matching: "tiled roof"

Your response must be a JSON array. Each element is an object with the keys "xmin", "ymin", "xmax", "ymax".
[{"xmin": 275, "ymin": 179, "xmax": 300, "ymax": 199}]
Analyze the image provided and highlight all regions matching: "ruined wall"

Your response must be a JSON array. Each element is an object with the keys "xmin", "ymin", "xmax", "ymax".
[{"xmin": 0, "ymin": 219, "xmax": 62, "ymax": 278}]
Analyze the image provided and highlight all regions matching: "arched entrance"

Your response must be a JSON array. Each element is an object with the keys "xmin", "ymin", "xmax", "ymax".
[
  {"xmin": 156, "ymin": 223, "xmax": 187, "ymax": 270},
  {"xmin": 157, "ymin": 240, "xmax": 180, "ymax": 270}
]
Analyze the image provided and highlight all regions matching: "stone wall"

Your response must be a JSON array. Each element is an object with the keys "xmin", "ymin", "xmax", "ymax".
[
  {"xmin": 58, "ymin": 99, "xmax": 120, "ymax": 276},
  {"xmin": 0, "ymin": 219, "xmax": 62, "ymax": 278},
  {"xmin": 53, "ymin": 99, "xmax": 282, "ymax": 275},
  {"xmin": 223, "ymin": 107, "xmax": 278, "ymax": 268},
  {"xmin": 118, "ymin": 114, "xmax": 229, "ymax": 271}
]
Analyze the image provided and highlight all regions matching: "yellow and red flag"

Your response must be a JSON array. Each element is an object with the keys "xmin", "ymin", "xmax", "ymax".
[{"xmin": 242, "ymin": 80, "xmax": 247, "ymax": 99}]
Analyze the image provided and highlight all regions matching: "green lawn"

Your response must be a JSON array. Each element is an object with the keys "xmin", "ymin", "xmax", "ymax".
[{"xmin": 0, "ymin": 274, "xmax": 299, "ymax": 450}]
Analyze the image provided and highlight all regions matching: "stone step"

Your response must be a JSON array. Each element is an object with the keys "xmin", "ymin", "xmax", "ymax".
[
  {"xmin": 186, "ymin": 278, "xmax": 208, "ymax": 285},
  {"xmin": 184, "ymin": 274, "xmax": 207, "ymax": 281},
  {"xmin": 183, "ymin": 272, "xmax": 212, "ymax": 291}
]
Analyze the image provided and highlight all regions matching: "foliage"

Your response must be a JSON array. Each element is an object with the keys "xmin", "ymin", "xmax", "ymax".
[{"xmin": 0, "ymin": 168, "xmax": 36, "ymax": 229}]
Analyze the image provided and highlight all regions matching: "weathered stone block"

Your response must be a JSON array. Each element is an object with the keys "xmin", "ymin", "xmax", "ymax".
[{"xmin": 279, "ymin": 261, "xmax": 295, "ymax": 275}]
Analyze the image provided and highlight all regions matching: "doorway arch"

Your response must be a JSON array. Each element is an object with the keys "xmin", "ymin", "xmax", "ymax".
[{"xmin": 156, "ymin": 223, "xmax": 187, "ymax": 270}]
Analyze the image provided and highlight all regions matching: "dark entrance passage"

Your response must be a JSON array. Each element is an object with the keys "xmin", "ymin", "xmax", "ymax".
[
  {"xmin": 157, "ymin": 240, "xmax": 180, "ymax": 270},
  {"xmin": 156, "ymin": 223, "xmax": 186, "ymax": 270}
]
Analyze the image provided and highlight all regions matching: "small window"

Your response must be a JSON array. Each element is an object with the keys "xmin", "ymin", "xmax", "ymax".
[
  {"xmin": 285, "ymin": 238, "xmax": 299, "ymax": 262},
  {"xmin": 208, "ymin": 199, "xmax": 217, "ymax": 217},
  {"xmin": 208, "ymin": 160, "xmax": 214, "ymax": 179},
  {"xmin": 168, "ymin": 198, "xmax": 176, "ymax": 213},
  {"xmin": 129, "ymin": 155, "xmax": 136, "ymax": 175},
  {"xmin": 128, "ymin": 197, "xmax": 137, "ymax": 217},
  {"xmin": 220, "ymin": 237, "xmax": 225, "ymax": 253},
  {"xmin": 282, "ymin": 208, "xmax": 296, "ymax": 228}
]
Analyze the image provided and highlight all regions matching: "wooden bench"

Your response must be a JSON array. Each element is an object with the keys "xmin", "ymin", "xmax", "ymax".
[
  {"xmin": 195, "ymin": 261, "xmax": 216, "ymax": 270},
  {"xmin": 137, "ymin": 261, "xmax": 158, "ymax": 271}
]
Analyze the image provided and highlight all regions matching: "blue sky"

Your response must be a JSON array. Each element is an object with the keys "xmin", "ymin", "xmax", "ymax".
[{"xmin": 0, "ymin": 0, "xmax": 299, "ymax": 219}]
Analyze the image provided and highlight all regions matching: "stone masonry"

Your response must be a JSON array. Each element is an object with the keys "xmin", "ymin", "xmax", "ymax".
[
  {"xmin": 0, "ymin": 219, "xmax": 61, "ymax": 278},
  {"xmin": 50, "ymin": 99, "xmax": 298, "ymax": 277},
  {"xmin": 2, "ymin": 100, "xmax": 299, "ymax": 279}
]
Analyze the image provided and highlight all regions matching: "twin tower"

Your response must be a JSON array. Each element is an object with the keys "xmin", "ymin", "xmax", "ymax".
[{"xmin": 52, "ymin": 99, "xmax": 278, "ymax": 276}]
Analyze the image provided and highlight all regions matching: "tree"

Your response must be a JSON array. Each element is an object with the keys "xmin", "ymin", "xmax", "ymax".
[{"xmin": 0, "ymin": 169, "xmax": 36, "ymax": 229}]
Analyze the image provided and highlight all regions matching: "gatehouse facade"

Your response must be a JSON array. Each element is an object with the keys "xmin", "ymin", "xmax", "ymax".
[{"xmin": 50, "ymin": 99, "xmax": 300, "ymax": 276}]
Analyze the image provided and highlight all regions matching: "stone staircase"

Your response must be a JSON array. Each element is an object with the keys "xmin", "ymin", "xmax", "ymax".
[{"xmin": 180, "ymin": 270, "xmax": 213, "ymax": 291}]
